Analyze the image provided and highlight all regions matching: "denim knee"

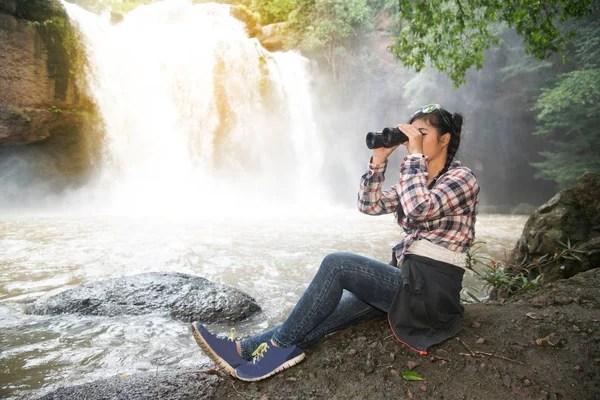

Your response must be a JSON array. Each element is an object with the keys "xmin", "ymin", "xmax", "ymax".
[{"xmin": 320, "ymin": 252, "xmax": 352, "ymax": 273}]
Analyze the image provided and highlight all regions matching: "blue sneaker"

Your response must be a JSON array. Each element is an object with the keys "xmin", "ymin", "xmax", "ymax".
[
  {"xmin": 191, "ymin": 322, "xmax": 246, "ymax": 376},
  {"xmin": 235, "ymin": 341, "xmax": 305, "ymax": 382}
]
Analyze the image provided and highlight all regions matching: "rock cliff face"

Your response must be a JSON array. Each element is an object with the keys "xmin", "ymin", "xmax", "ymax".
[
  {"xmin": 0, "ymin": 0, "xmax": 102, "ymax": 196},
  {"xmin": 0, "ymin": 0, "xmax": 96, "ymax": 146},
  {"xmin": 510, "ymin": 172, "xmax": 600, "ymax": 281},
  {"xmin": 230, "ymin": 5, "xmax": 285, "ymax": 52}
]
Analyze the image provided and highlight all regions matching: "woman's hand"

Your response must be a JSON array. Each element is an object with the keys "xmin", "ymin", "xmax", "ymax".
[
  {"xmin": 372, "ymin": 140, "xmax": 399, "ymax": 164},
  {"xmin": 397, "ymin": 124, "xmax": 424, "ymax": 155}
]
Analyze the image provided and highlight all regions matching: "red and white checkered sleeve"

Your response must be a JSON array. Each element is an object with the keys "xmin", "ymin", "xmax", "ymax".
[
  {"xmin": 398, "ymin": 157, "xmax": 479, "ymax": 221},
  {"xmin": 357, "ymin": 157, "xmax": 400, "ymax": 216}
]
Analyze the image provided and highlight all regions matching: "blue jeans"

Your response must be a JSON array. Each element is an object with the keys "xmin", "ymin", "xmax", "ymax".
[{"xmin": 239, "ymin": 252, "xmax": 403, "ymax": 360}]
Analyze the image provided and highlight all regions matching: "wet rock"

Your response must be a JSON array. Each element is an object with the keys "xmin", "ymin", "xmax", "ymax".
[
  {"xmin": 27, "ymin": 272, "xmax": 261, "ymax": 323},
  {"xmin": 35, "ymin": 367, "xmax": 218, "ymax": 400},
  {"xmin": 256, "ymin": 22, "xmax": 286, "ymax": 52}
]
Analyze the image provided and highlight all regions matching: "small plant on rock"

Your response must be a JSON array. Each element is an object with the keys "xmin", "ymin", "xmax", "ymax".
[{"xmin": 464, "ymin": 241, "xmax": 545, "ymax": 300}]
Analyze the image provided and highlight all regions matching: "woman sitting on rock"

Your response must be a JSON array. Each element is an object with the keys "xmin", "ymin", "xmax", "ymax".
[{"xmin": 192, "ymin": 104, "xmax": 480, "ymax": 382}]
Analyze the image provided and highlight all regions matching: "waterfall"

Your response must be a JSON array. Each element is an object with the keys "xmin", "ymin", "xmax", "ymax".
[{"xmin": 61, "ymin": 0, "xmax": 330, "ymax": 213}]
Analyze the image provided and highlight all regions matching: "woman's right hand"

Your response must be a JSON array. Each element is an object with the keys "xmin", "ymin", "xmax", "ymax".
[{"xmin": 372, "ymin": 142, "xmax": 400, "ymax": 164}]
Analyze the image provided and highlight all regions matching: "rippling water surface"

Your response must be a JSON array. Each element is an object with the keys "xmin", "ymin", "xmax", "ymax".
[{"xmin": 0, "ymin": 210, "xmax": 527, "ymax": 399}]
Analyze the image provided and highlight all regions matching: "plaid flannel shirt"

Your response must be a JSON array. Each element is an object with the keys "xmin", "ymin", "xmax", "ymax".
[{"xmin": 357, "ymin": 154, "xmax": 480, "ymax": 264}]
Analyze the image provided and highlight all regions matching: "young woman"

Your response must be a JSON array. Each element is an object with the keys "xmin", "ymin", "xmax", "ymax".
[{"xmin": 192, "ymin": 104, "xmax": 480, "ymax": 382}]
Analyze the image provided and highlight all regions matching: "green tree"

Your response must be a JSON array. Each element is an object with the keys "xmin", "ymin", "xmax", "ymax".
[
  {"xmin": 287, "ymin": 0, "xmax": 372, "ymax": 80},
  {"xmin": 531, "ymin": 8, "xmax": 600, "ymax": 187},
  {"xmin": 389, "ymin": 0, "xmax": 594, "ymax": 87},
  {"xmin": 250, "ymin": 0, "xmax": 294, "ymax": 25}
]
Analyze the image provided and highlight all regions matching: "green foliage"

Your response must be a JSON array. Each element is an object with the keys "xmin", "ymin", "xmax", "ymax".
[
  {"xmin": 48, "ymin": 105, "xmax": 63, "ymax": 114},
  {"xmin": 281, "ymin": 0, "xmax": 373, "ymax": 84},
  {"xmin": 110, "ymin": 2, "xmax": 144, "ymax": 13},
  {"xmin": 25, "ymin": 16, "xmax": 66, "ymax": 28},
  {"xmin": 250, "ymin": 0, "xmax": 294, "ymax": 25},
  {"xmin": 388, "ymin": 0, "xmax": 594, "ymax": 87},
  {"xmin": 7, "ymin": 106, "xmax": 32, "ymax": 123},
  {"xmin": 465, "ymin": 239, "xmax": 588, "ymax": 300},
  {"xmin": 63, "ymin": 0, "xmax": 153, "ymax": 14},
  {"xmin": 531, "ymin": 8, "xmax": 600, "ymax": 187},
  {"xmin": 16, "ymin": 0, "xmax": 88, "ymax": 102},
  {"xmin": 516, "ymin": 238, "xmax": 587, "ymax": 271},
  {"xmin": 465, "ymin": 241, "xmax": 544, "ymax": 300},
  {"xmin": 16, "ymin": 0, "xmax": 67, "ymax": 22}
]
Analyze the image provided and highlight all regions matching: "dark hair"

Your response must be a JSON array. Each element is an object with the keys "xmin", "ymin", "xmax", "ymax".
[{"xmin": 394, "ymin": 107, "xmax": 463, "ymax": 225}]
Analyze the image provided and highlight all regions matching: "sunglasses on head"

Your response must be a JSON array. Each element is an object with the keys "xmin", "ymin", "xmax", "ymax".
[{"xmin": 411, "ymin": 103, "xmax": 452, "ymax": 129}]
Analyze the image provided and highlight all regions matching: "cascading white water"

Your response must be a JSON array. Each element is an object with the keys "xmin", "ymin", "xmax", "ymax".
[{"xmin": 62, "ymin": 0, "xmax": 329, "ymax": 213}]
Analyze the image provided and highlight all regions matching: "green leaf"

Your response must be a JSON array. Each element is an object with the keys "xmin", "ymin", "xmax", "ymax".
[{"xmin": 402, "ymin": 370, "xmax": 424, "ymax": 381}]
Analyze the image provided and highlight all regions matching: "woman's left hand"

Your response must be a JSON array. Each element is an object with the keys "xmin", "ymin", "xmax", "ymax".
[{"xmin": 397, "ymin": 124, "xmax": 424, "ymax": 155}]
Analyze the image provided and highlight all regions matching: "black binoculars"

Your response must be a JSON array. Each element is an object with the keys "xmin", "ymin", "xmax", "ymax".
[{"xmin": 365, "ymin": 127, "xmax": 409, "ymax": 149}]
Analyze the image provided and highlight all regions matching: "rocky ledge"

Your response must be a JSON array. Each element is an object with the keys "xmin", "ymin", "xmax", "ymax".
[{"xmin": 35, "ymin": 268, "xmax": 600, "ymax": 400}]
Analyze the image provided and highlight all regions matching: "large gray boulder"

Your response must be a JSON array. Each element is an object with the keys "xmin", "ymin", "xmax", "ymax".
[
  {"xmin": 510, "ymin": 172, "xmax": 600, "ymax": 281},
  {"xmin": 27, "ymin": 272, "xmax": 261, "ymax": 323}
]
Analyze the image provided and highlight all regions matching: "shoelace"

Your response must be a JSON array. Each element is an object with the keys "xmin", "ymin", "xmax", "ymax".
[
  {"xmin": 251, "ymin": 342, "xmax": 269, "ymax": 364},
  {"xmin": 216, "ymin": 328, "xmax": 237, "ymax": 342},
  {"xmin": 227, "ymin": 328, "xmax": 236, "ymax": 342}
]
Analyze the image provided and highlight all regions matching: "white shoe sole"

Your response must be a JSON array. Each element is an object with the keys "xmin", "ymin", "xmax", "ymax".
[
  {"xmin": 192, "ymin": 323, "xmax": 237, "ymax": 377},
  {"xmin": 235, "ymin": 352, "xmax": 306, "ymax": 382}
]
